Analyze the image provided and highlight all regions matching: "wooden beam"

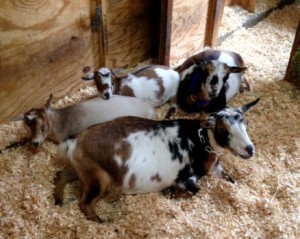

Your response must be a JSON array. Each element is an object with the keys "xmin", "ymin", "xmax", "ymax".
[
  {"xmin": 205, "ymin": 0, "xmax": 225, "ymax": 47},
  {"xmin": 284, "ymin": 20, "xmax": 300, "ymax": 86},
  {"xmin": 158, "ymin": 0, "xmax": 173, "ymax": 66}
]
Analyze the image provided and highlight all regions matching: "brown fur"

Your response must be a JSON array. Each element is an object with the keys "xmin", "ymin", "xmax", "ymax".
[
  {"xmin": 129, "ymin": 174, "xmax": 136, "ymax": 190},
  {"xmin": 119, "ymin": 85, "xmax": 135, "ymax": 97},
  {"xmin": 67, "ymin": 117, "xmax": 159, "ymax": 221},
  {"xmin": 114, "ymin": 65, "xmax": 169, "ymax": 98},
  {"xmin": 151, "ymin": 173, "xmax": 162, "ymax": 182},
  {"xmin": 53, "ymin": 165, "xmax": 78, "ymax": 205}
]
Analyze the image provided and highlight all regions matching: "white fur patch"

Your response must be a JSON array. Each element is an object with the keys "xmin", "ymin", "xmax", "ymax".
[
  {"xmin": 98, "ymin": 68, "xmax": 112, "ymax": 86},
  {"xmin": 120, "ymin": 127, "xmax": 188, "ymax": 194},
  {"xmin": 26, "ymin": 114, "xmax": 37, "ymax": 120},
  {"xmin": 217, "ymin": 52, "xmax": 242, "ymax": 101},
  {"xmin": 58, "ymin": 139, "xmax": 77, "ymax": 161},
  {"xmin": 218, "ymin": 52, "xmax": 237, "ymax": 67},
  {"xmin": 122, "ymin": 68, "xmax": 179, "ymax": 107}
]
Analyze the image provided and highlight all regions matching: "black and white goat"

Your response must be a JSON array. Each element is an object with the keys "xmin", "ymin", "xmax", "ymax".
[
  {"xmin": 53, "ymin": 98, "xmax": 259, "ymax": 222},
  {"xmin": 19, "ymin": 94, "xmax": 155, "ymax": 147},
  {"xmin": 82, "ymin": 65, "xmax": 180, "ymax": 118},
  {"xmin": 176, "ymin": 49, "xmax": 250, "ymax": 112}
]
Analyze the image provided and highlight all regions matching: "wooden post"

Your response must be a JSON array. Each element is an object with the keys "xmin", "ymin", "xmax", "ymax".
[
  {"xmin": 205, "ymin": 0, "xmax": 225, "ymax": 47},
  {"xmin": 284, "ymin": 20, "xmax": 300, "ymax": 86},
  {"xmin": 159, "ymin": 0, "xmax": 173, "ymax": 66}
]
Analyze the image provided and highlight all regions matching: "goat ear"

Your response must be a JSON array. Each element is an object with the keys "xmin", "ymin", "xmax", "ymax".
[
  {"xmin": 193, "ymin": 58, "xmax": 207, "ymax": 68},
  {"xmin": 82, "ymin": 72, "xmax": 96, "ymax": 81},
  {"xmin": 240, "ymin": 98, "xmax": 260, "ymax": 113},
  {"xmin": 45, "ymin": 94, "xmax": 53, "ymax": 109},
  {"xmin": 228, "ymin": 66, "xmax": 247, "ymax": 73},
  {"xmin": 200, "ymin": 117, "xmax": 216, "ymax": 128}
]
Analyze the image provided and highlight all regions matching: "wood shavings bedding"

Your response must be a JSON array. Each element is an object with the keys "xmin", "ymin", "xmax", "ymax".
[{"xmin": 1, "ymin": 2, "xmax": 300, "ymax": 238}]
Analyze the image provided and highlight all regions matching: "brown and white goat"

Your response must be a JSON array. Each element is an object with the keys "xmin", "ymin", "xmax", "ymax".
[
  {"xmin": 54, "ymin": 98, "xmax": 259, "ymax": 222},
  {"xmin": 82, "ymin": 65, "xmax": 180, "ymax": 118},
  {"xmin": 20, "ymin": 94, "xmax": 155, "ymax": 147},
  {"xmin": 176, "ymin": 49, "xmax": 250, "ymax": 112}
]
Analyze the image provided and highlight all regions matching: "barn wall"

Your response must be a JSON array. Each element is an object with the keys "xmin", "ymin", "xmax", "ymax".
[
  {"xmin": 101, "ymin": 0, "xmax": 160, "ymax": 68},
  {"xmin": 0, "ymin": 0, "xmax": 100, "ymax": 122},
  {"xmin": 0, "ymin": 0, "xmax": 225, "ymax": 122},
  {"xmin": 168, "ymin": 0, "xmax": 210, "ymax": 66}
]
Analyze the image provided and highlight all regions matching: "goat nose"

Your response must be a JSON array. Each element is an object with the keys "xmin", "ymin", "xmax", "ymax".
[
  {"xmin": 33, "ymin": 141, "xmax": 40, "ymax": 147},
  {"xmin": 244, "ymin": 145, "xmax": 254, "ymax": 156},
  {"xmin": 104, "ymin": 92, "xmax": 110, "ymax": 99}
]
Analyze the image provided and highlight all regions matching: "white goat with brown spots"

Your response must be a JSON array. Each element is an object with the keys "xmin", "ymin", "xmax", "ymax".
[
  {"xmin": 53, "ymin": 98, "xmax": 259, "ymax": 222},
  {"xmin": 82, "ymin": 65, "xmax": 180, "ymax": 118}
]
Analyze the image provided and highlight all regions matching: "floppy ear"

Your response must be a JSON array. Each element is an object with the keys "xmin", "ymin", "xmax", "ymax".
[
  {"xmin": 240, "ymin": 98, "xmax": 260, "ymax": 113},
  {"xmin": 192, "ymin": 58, "xmax": 208, "ymax": 69},
  {"xmin": 45, "ymin": 94, "xmax": 53, "ymax": 109},
  {"xmin": 82, "ymin": 72, "xmax": 96, "ymax": 81}
]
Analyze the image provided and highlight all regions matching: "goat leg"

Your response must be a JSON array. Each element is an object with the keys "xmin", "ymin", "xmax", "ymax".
[{"xmin": 53, "ymin": 165, "xmax": 78, "ymax": 205}]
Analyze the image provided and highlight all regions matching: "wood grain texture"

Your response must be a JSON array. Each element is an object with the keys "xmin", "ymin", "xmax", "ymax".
[
  {"xmin": 0, "ymin": 0, "xmax": 100, "ymax": 122},
  {"xmin": 102, "ymin": 0, "xmax": 159, "ymax": 68},
  {"xmin": 168, "ymin": 0, "xmax": 209, "ymax": 65}
]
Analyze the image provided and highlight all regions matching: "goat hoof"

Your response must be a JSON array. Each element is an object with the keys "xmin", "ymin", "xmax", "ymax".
[
  {"xmin": 185, "ymin": 179, "xmax": 199, "ymax": 194},
  {"xmin": 224, "ymin": 174, "xmax": 235, "ymax": 184}
]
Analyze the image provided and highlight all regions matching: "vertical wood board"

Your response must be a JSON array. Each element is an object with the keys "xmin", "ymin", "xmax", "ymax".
[
  {"xmin": 168, "ymin": 0, "xmax": 210, "ymax": 66},
  {"xmin": 101, "ymin": 0, "xmax": 159, "ymax": 68}
]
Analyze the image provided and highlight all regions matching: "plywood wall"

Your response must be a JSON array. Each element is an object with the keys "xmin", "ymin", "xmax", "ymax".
[
  {"xmin": 101, "ymin": 0, "xmax": 159, "ymax": 68},
  {"xmin": 168, "ymin": 0, "xmax": 210, "ymax": 66},
  {"xmin": 0, "ymin": 0, "xmax": 100, "ymax": 122}
]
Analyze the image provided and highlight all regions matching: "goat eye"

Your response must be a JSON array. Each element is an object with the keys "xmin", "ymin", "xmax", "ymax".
[
  {"xmin": 41, "ymin": 125, "xmax": 46, "ymax": 132},
  {"xmin": 100, "ymin": 73, "xmax": 110, "ymax": 77}
]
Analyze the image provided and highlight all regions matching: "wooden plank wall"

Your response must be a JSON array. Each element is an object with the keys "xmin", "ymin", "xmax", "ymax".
[
  {"xmin": 168, "ymin": 0, "xmax": 210, "ymax": 66},
  {"xmin": 101, "ymin": 0, "xmax": 160, "ymax": 68},
  {"xmin": 0, "ymin": 0, "xmax": 100, "ymax": 122}
]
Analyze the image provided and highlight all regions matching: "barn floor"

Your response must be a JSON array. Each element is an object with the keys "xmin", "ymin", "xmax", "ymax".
[{"xmin": 1, "ymin": 1, "xmax": 300, "ymax": 238}]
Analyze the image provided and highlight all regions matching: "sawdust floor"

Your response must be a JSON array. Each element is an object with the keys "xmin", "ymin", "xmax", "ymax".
[{"xmin": 1, "ymin": 2, "xmax": 300, "ymax": 239}]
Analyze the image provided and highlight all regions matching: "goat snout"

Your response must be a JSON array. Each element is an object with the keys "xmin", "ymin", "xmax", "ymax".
[
  {"xmin": 243, "ymin": 145, "xmax": 254, "ymax": 158},
  {"xmin": 32, "ymin": 141, "xmax": 41, "ymax": 147},
  {"xmin": 103, "ymin": 92, "xmax": 111, "ymax": 99}
]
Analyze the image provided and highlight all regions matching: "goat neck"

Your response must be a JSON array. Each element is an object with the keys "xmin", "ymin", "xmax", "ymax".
[{"xmin": 200, "ymin": 127, "xmax": 224, "ymax": 156}]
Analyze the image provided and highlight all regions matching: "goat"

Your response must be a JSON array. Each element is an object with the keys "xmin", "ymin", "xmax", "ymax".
[
  {"xmin": 19, "ymin": 94, "xmax": 155, "ymax": 147},
  {"xmin": 53, "ymin": 98, "xmax": 259, "ymax": 222},
  {"xmin": 82, "ymin": 65, "xmax": 180, "ymax": 118},
  {"xmin": 175, "ymin": 49, "xmax": 250, "ymax": 112}
]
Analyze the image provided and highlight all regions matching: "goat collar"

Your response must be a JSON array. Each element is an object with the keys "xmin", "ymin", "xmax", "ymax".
[
  {"xmin": 198, "ymin": 128, "xmax": 223, "ymax": 156},
  {"xmin": 189, "ymin": 71, "xmax": 210, "ymax": 107}
]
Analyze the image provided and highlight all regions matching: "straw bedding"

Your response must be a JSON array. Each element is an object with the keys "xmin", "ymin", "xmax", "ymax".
[{"xmin": 0, "ymin": 2, "xmax": 300, "ymax": 238}]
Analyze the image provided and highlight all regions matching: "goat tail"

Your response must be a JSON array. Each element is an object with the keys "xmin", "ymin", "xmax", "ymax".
[{"xmin": 57, "ymin": 135, "xmax": 77, "ymax": 162}]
